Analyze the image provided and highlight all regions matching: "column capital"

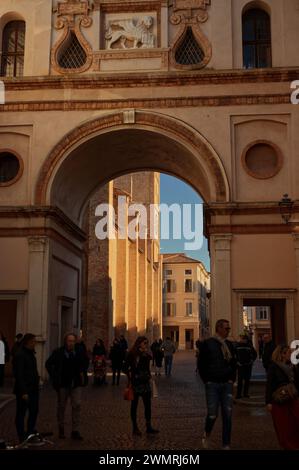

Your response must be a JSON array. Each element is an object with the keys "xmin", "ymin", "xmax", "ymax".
[
  {"xmin": 211, "ymin": 233, "xmax": 232, "ymax": 250},
  {"xmin": 28, "ymin": 236, "xmax": 49, "ymax": 253},
  {"xmin": 293, "ymin": 233, "xmax": 299, "ymax": 247}
]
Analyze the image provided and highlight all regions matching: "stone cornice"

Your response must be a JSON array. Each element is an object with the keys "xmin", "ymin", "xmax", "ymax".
[
  {"xmin": 0, "ymin": 206, "xmax": 86, "ymax": 243},
  {"xmin": 0, "ymin": 93, "xmax": 292, "ymax": 112},
  {"xmin": 205, "ymin": 201, "xmax": 299, "ymax": 216},
  {"xmin": 2, "ymin": 67, "xmax": 299, "ymax": 91}
]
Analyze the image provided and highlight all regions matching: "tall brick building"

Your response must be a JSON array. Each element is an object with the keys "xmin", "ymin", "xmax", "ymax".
[{"xmin": 82, "ymin": 172, "xmax": 162, "ymax": 350}]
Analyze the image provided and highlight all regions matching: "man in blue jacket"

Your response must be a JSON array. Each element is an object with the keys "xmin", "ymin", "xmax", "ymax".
[{"xmin": 197, "ymin": 319, "xmax": 237, "ymax": 450}]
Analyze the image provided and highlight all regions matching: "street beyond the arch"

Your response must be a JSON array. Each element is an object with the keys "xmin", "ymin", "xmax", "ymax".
[{"xmin": 0, "ymin": 352, "xmax": 279, "ymax": 450}]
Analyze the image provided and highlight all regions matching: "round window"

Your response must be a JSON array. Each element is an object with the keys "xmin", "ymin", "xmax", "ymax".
[
  {"xmin": 242, "ymin": 142, "xmax": 283, "ymax": 179},
  {"xmin": 0, "ymin": 151, "xmax": 22, "ymax": 185}
]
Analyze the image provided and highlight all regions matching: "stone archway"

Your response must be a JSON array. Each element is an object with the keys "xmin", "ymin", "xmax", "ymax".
[{"xmin": 35, "ymin": 110, "xmax": 230, "ymax": 225}]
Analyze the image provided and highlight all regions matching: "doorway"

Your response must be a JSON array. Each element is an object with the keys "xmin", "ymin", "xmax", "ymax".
[
  {"xmin": 185, "ymin": 329, "xmax": 194, "ymax": 350},
  {"xmin": 0, "ymin": 299, "xmax": 17, "ymax": 376}
]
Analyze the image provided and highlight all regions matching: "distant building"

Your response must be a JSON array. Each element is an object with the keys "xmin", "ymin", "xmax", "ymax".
[
  {"xmin": 162, "ymin": 253, "xmax": 210, "ymax": 350},
  {"xmin": 243, "ymin": 306, "xmax": 271, "ymax": 351}
]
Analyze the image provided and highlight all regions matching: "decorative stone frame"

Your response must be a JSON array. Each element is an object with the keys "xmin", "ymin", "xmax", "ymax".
[
  {"xmin": 96, "ymin": 0, "xmax": 162, "ymax": 50},
  {"xmin": 0, "ymin": 148, "xmax": 24, "ymax": 187},
  {"xmin": 233, "ymin": 289, "xmax": 296, "ymax": 343},
  {"xmin": 241, "ymin": 140, "xmax": 283, "ymax": 180},
  {"xmin": 170, "ymin": 0, "xmax": 212, "ymax": 70},
  {"xmin": 51, "ymin": 0, "xmax": 94, "ymax": 75}
]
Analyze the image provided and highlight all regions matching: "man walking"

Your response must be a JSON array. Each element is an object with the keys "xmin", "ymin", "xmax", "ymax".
[
  {"xmin": 197, "ymin": 319, "xmax": 237, "ymax": 450},
  {"xmin": 235, "ymin": 334, "xmax": 257, "ymax": 399},
  {"xmin": 13, "ymin": 334, "xmax": 40, "ymax": 442},
  {"xmin": 162, "ymin": 337, "xmax": 176, "ymax": 376},
  {"xmin": 0, "ymin": 335, "xmax": 5, "ymax": 387},
  {"xmin": 262, "ymin": 334, "xmax": 276, "ymax": 371},
  {"xmin": 45, "ymin": 333, "xmax": 85, "ymax": 440}
]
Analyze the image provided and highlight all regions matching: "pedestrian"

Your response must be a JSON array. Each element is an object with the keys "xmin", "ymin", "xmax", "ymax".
[
  {"xmin": 13, "ymin": 333, "xmax": 40, "ymax": 443},
  {"xmin": 266, "ymin": 344, "xmax": 299, "ymax": 450},
  {"xmin": 92, "ymin": 338, "xmax": 106, "ymax": 358},
  {"xmin": 125, "ymin": 336, "xmax": 159, "ymax": 436},
  {"xmin": 154, "ymin": 339, "xmax": 164, "ymax": 376},
  {"xmin": 262, "ymin": 334, "xmax": 276, "ymax": 371},
  {"xmin": 76, "ymin": 335, "xmax": 89, "ymax": 386},
  {"xmin": 197, "ymin": 319, "xmax": 237, "ymax": 450},
  {"xmin": 162, "ymin": 337, "xmax": 176, "ymax": 376},
  {"xmin": 0, "ymin": 331, "xmax": 10, "ymax": 387},
  {"xmin": 11, "ymin": 333, "xmax": 23, "ymax": 359},
  {"xmin": 109, "ymin": 338, "xmax": 123, "ymax": 385},
  {"xmin": 235, "ymin": 334, "xmax": 257, "ymax": 399},
  {"xmin": 151, "ymin": 339, "xmax": 164, "ymax": 375},
  {"xmin": 258, "ymin": 335, "xmax": 264, "ymax": 360},
  {"xmin": 45, "ymin": 333, "xmax": 86, "ymax": 440}
]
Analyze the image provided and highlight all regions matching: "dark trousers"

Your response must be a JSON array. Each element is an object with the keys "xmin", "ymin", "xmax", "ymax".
[
  {"xmin": 0, "ymin": 364, "xmax": 4, "ymax": 386},
  {"xmin": 112, "ymin": 367, "xmax": 121, "ymax": 385},
  {"xmin": 205, "ymin": 382, "xmax": 233, "ymax": 447},
  {"xmin": 15, "ymin": 391, "xmax": 39, "ymax": 442},
  {"xmin": 164, "ymin": 355, "xmax": 173, "ymax": 376},
  {"xmin": 236, "ymin": 365, "xmax": 252, "ymax": 397},
  {"xmin": 130, "ymin": 391, "xmax": 151, "ymax": 428}
]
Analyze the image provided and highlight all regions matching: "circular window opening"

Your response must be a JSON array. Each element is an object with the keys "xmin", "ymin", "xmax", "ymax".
[
  {"xmin": 0, "ymin": 151, "xmax": 21, "ymax": 185},
  {"xmin": 242, "ymin": 142, "xmax": 283, "ymax": 179}
]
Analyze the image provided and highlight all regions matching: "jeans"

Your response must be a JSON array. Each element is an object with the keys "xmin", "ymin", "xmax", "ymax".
[
  {"xmin": 57, "ymin": 387, "xmax": 81, "ymax": 432},
  {"xmin": 205, "ymin": 382, "xmax": 233, "ymax": 447},
  {"xmin": 15, "ymin": 390, "xmax": 39, "ymax": 442},
  {"xmin": 164, "ymin": 355, "xmax": 173, "ymax": 376},
  {"xmin": 131, "ymin": 391, "xmax": 151, "ymax": 428},
  {"xmin": 237, "ymin": 365, "xmax": 252, "ymax": 397},
  {"xmin": 112, "ymin": 367, "xmax": 121, "ymax": 385}
]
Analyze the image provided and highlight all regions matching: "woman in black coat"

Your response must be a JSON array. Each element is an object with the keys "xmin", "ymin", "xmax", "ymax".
[
  {"xmin": 109, "ymin": 338, "xmax": 123, "ymax": 385},
  {"xmin": 266, "ymin": 344, "xmax": 299, "ymax": 450},
  {"xmin": 126, "ymin": 336, "xmax": 159, "ymax": 436}
]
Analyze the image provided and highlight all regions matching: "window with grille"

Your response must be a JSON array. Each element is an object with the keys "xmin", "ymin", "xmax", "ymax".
[
  {"xmin": 165, "ymin": 279, "xmax": 176, "ymax": 293},
  {"xmin": 1, "ymin": 21, "xmax": 25, "ymax": 77},
  {"xmin": 175, "ymin": 27, "xmax": 204, "ymax": 66},
  {"xmin": 242, "ymin": 9, "xmax": 272, "ymax": 68},
  {"xmin": 57, "ymin": 31, "xmax": 87, "ymax": 70}
]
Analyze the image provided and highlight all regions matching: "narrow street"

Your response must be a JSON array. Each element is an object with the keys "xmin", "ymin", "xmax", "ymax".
[{"xmin": 0, "ymin": 351, "xmax": 279, "ymax": 450}]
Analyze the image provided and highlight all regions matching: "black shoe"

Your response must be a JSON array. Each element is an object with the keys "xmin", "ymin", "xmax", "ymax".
[
  {"xmin": 146, "ymin": 426, "xmax": 159, "ymax": 434},
  {"xmin": 59, "ymin": 427, "xmax": 66, "ymax": 439},
  {"xmin": 244, "ymin": 395, "xmax": 250, "ymax": 399},
  {"xmin": 132, "ymin": 427, "xmax": 142, "ymax": 436},
  {"xmin": 71, "ymin": 431, "xmax": 83, "ymax": 441}
]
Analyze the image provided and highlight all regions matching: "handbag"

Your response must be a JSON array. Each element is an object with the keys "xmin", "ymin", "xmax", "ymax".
[
  {"xmin": 123, "ymin": 385, "xmax": 134, "ymax": 401},
  {"xmin": 272, "ymin": 382, "xmax": 298, "ymax": 404}
]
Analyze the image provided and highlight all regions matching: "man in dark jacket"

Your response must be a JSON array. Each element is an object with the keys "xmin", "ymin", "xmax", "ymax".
[
  {"xmin": 262, "ymin": 334, "xmax": 276, "ymax": 371},
  {"xmin": 235, "ymin": 335, "xmax": 257, "ymax": 399},
  {"xmin": 197, "ymin": 319, "xmax": 237, "ymax": 450},
  {"xmin": 45, "ymin": 333, "xmax": 85, "ymax": 440},
  {"xmin": 13, "ymin": 333, "xmax": 40, "ymax": 442}
]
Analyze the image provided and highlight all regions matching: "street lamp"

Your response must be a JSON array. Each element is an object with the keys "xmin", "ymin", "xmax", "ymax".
[{"xmin": 279, "ymin": 194, "xmax": 294, "ymax": 224}]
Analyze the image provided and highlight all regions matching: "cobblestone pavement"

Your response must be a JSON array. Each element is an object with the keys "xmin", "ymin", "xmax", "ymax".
[{"xmin": 0, "ymin": 351, "xmax": 279, "ymax": 450}]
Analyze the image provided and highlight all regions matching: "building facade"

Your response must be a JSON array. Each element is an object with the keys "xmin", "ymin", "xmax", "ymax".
[
  {"xmin": 162, "ymin": 253, "xmax": 210, "ymax": 349},
  {"xmin": 0, "ymin": 0, "xmax": 299, "ymax": 375},
  {"xmin": 81, "ymin": 172, "xmax": 162, "ymax": 351}
]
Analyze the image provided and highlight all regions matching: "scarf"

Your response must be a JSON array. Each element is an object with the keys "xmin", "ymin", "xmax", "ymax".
[{"xmin": 213, "ymin": 335, "xmax": 232, "ymax": 362}]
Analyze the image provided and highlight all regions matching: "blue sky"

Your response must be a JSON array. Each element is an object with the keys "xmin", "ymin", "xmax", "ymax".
[{"xmin": 159, "ymin": 173, "xmax": 210, "ymax": 271}]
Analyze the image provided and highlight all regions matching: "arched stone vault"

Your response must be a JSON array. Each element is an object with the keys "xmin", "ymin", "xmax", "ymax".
[{"xmin": 35, "ymin": 111, "xmax": 230, "ymax": 225}]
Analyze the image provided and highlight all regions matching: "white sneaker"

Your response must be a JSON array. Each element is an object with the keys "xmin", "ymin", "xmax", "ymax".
[
  {"xmin": 201, "ymin": 433, "xmax": 210, "ymax": 449},
  {"xmin": 222, "ymin": 445, "xmax": 231, "ymax": 450}
]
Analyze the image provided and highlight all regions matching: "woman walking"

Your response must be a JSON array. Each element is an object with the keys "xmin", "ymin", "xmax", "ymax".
[
  {"xmin": 126, "ymin": 336, "xmax": 159, "ymax": 436},
  {"xmin": 266, "ymin": 344, "xmax": 299, "ymax": 450},
  {"xmin": 109, "ymin": 338, "xmax": 123, "ymax": 385}
]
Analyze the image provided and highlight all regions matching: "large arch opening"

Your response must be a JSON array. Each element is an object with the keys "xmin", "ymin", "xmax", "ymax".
[{"xmin": 35, "ymin": 111, "xmax": 230, "ymax": 226}]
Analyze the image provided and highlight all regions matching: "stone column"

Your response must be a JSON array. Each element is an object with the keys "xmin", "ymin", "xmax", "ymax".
[
  {"xmin": 27, "ymin": 236, "xmax": 50, "ymax": 376},
  {"xmin": 210, "ymin": 234, "xmax": 232, "ymax": 332}
]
